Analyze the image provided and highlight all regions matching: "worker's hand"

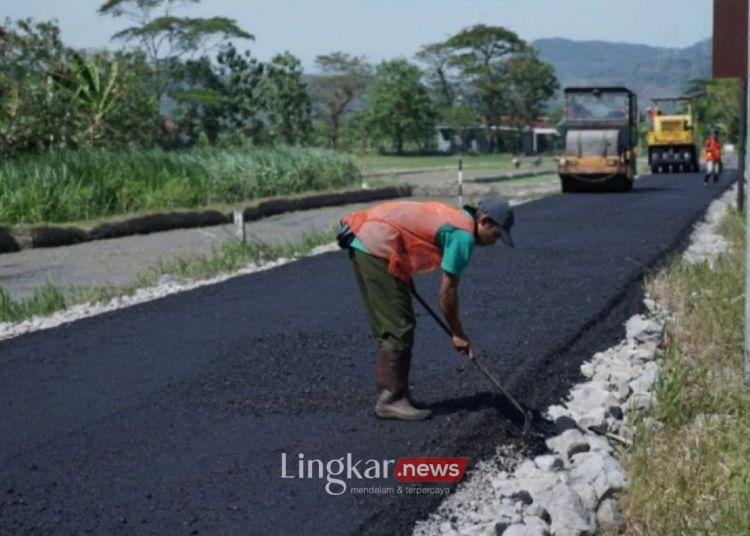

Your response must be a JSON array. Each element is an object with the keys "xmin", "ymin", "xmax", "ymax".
[{"xmin": 452, "ymin": 335, "xmax": 474, "ymax": 360}]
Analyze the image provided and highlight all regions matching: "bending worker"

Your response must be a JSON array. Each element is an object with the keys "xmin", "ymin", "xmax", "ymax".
[
  {"xmin": 704, "ymin": 129, "xmax": 722, "ymax": 185},
  {"xmin": 337, "ymin": 198, "xmax": 515, "ymax": 421}
]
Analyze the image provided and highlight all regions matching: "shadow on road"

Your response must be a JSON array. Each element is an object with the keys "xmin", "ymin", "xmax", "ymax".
[
  {"xmin": 427, "ymin": 391, "xmax": 560, "ymax": 441},
  {"xmin": 428, "ymin": 391, "xmax": 526, "ymax": 423},
  {"xmin": 630, "ymin": 186, "xmax": 670, "ymax": 193}
]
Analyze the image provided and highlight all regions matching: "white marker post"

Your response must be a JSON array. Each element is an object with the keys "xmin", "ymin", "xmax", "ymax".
[
  {"xmin": 458, "ymin": 158, "xmax": 463, "ymax": 207},
  {"xmin": 233, "ymin": 209, "xmax": 246, "ymax": 242}
]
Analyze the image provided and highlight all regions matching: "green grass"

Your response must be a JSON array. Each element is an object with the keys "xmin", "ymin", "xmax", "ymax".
[
  {"xmin": 0, "ymin": 280, "xmax": 69, "ymax": 323},
  {"xmin": 0, "ymin": 226, "xmax": 337, "ymax": 324},
  {"xmin": 622, "ymin": 207, "xmax": 750, "ymax": 534},
  {"xmin": 357, "ymin": 153, "xmax": 548, "ymax": 175},
  {"xmin": 0, "ymin": 147, "xmax": 360, "ymax": 225},
  {"xmin": 147, "ymin": 225, "xmax": 336, "ymax": 282}
]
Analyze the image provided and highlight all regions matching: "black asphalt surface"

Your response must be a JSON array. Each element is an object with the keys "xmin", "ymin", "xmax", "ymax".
[{"xmin": 0, "ymin": 172, "xmax": 735, "ymax": 535}]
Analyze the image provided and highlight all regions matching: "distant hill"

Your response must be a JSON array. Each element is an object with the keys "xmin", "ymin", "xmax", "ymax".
[{"xmin": 532, "ymin": 38, "xmax": 712, "ymax": 106}]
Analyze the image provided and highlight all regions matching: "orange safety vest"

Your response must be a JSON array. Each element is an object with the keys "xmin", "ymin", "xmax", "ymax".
[
  {"xmin": 343, "ymin": 200, "xmax": 475, "ymax": 282},
  {"xmin": 704, "ymin": 138, "xmax": 721, "ymax": 162}
]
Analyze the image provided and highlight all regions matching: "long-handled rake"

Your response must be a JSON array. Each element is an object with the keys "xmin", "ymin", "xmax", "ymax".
[{"xmin": 410, "ymin": 285, "xmax": 547, "ymax": 435}]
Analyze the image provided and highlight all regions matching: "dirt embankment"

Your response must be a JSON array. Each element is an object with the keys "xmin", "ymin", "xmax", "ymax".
[{"xmin": 0, "ymin": 186, "xmax": 412, "ymax": 254}]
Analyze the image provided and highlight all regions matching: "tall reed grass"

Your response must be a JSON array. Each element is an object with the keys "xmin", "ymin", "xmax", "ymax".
[{"xmin": 0, "ymin": 147, "xmax": 360, "ymax": 224}]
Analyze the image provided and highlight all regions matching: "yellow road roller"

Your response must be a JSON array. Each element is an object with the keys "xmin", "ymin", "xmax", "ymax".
[
  {"xmin": 646, "ymin": 97, "xmax": 698, "ymax": 173},
  {"xmin": 558, "ymin": 87, "xmax": 638, "ymax": 192}
]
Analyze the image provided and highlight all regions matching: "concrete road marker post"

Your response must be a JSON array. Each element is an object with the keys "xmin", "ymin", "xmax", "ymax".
[{"xmin": 233, "ymin": 209, "xmax": 246, "ymax": 242}]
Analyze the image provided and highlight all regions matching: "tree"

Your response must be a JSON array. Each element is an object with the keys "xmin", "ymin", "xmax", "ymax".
[
  {"xmin": 0, "ymin": 70, "xmax": 22, "ymax": 156},
  {"xmin": 686, "ymin": 78, "xmax": 741, "ymax": 144},
  {"xmin": 169, "ymin": 55, "xmax": 226, "ymax": 143},
  {"xmin": 264, "ymin": 52, "xmax": 312, "ymax": 145},
  {"xmin": 0, "ymin": 18, "xmax": 75, "ymax": 155},
  {"xmin": 172, "ymin": 48, "xmax": 312, "ymax": 147},
  {"xmin": 443, "ymin": 24, "xmax": 525, "ymax": 151},
  {"xmin": 98, "ymin": 0, "xmax": 252, "ymax": 97},
  {"xmin": 365, "ymin": 60, "xmax": 436, "ymax": 154},
  {"xmin": 311, "ymin": 52, "xmax": 371, "ymax": 149},
  {"xmin": 415, "ymin": 42, "xmax": 457, "ymax": 108},
  {"xmin": 445, "ymin": 24, "xmax": 524, "ymax": 73},
  {"xmin": 501, "ymin": 50, "xmax": 559, "ymax": 149},
  {"xmin": 0, "ymin": 18, "xmax": 161, "ymax": 155},
  {"xmin": 173, "ymin": 43, "xmax": 266, "ymax": 144},
  {"xmin": 338, "ymin": 109, "xmax": 371, "ymax": 153},
  {"xmin": 104, "ymin": 49, "xmax": 162, "ymax": 147},
  {"xmin": 215, "ymin": 44, "xmax": 266, "ymax": 143}
]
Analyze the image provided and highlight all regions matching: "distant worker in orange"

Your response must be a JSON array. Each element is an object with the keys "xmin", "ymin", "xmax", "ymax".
[{"xmin": 704, "ymin": 129, "xmax": 722, "ymax": 185}]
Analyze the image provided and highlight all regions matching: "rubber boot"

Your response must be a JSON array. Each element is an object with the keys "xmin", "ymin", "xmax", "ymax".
[{"xmin": 374, "ymin": 349, "xmax": 432, "ymax": 421}]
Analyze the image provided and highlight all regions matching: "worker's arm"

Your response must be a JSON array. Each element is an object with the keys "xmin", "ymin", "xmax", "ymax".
[{"xmin": 439, "ymin": 271, "xmax": 474, "ymax": 360}]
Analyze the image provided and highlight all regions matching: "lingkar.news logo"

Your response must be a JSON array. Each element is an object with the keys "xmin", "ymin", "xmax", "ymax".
[{"xmin": 281, "ymin": 453, "xmax": 468, "ymax": 495}]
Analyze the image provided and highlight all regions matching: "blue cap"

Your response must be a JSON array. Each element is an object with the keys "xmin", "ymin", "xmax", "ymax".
[{"xmin": 478, "ymin": 197, "xmax": 515, "ymax": 247}]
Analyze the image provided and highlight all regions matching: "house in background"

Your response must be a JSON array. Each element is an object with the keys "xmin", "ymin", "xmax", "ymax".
[{"xmin": 434, "ymin": 119, "xmax": 560, "ymax": 154}]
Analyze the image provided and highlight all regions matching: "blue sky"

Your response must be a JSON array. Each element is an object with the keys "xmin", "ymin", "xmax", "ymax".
[{"xmin": 4, "ymin": 0, "xmax": 713, "ymax": 69}]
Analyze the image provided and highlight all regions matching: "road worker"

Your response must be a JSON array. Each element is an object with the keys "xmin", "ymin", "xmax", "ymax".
[
  {"xmin": 704, "ymin": 129, "xmax": 722, "ymax": 185},
  {"xmin": 337, "ymin": 198, "xmax": 515, "ymax": 421}
]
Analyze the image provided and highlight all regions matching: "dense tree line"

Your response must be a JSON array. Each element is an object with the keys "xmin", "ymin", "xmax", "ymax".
[
  {"xmin": 315, "ymin": 24, "xmax": 559, "ymax": 154},
  {"xmin": 0, "ymin": 2, "xmax": 559, "ymax": 158},
  {"xmin": 685, "ymin": 78, "xmax": 741, "ymax": 145}
]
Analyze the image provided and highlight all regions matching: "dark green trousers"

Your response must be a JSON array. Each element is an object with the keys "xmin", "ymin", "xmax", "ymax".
[{"xmin": 349, "ymin": 249, "xmax": 415, "ymax": 354}]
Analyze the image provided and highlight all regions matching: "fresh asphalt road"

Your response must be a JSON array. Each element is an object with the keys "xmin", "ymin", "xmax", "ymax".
[{"xmin": 0, "ymin": 172, "xmax": 735, "ymax": 535}]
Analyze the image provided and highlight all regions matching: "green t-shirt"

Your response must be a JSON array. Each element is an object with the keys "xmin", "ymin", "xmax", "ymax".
[{"xmin": 350, "ymin": 209, "xmax": 475, "ymax": 277}]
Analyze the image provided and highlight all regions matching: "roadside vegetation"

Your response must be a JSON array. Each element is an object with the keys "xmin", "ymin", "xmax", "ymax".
[
  {"xmin": 622, "ymin": 208, "xmax": 750, "ymax": 534},
  {"xmin": 0, "ymin": 227, "xmax": 336, "ymax": 324},
  {"xmin": 0, "ymin": 147, "xmax": 359, "ymax": 224},
  {"xmin": 1, "ymin": 11, "xmax": 559, "ymax": 160},
  {"xmin": 1, "ymin": 6, "xmax": 562, "ymax": 226},
  {"xmin": 687, "ymin": 78, "xmax": 742, "ymax": 144},
  {"xmin": 358, "ymin": 153, "xmax": 529, "ymax": 174}
]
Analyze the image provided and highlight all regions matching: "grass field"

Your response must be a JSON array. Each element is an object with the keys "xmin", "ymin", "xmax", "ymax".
[
  {"xmin": 622, "ymin": 207, "xmax": 750, "ymax": 534},
  {"xmin": 0, "ymin": 147, "xmax": 360, "ymax": 225},
  {"xmin": 357, "ymin": 153, "xmax": 556, "ymax": 175}
]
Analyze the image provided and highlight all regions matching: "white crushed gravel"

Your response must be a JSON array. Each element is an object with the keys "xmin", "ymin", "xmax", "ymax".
[{"xmin": 683, "ymin": 185, "xmax": 737, "ymax": 267}]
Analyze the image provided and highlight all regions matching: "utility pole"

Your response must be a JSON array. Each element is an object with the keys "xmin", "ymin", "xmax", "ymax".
[
  {"xmin": 713, "ymin": 0, "xmax": 750, "ymax": 385},
  {"xmin": 739, "ymin": 80, "xmax": 747, "ymax": 213},
  {"xmin": 745, "ymin": 8, "xmax": 750, "ymax": 386}
]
